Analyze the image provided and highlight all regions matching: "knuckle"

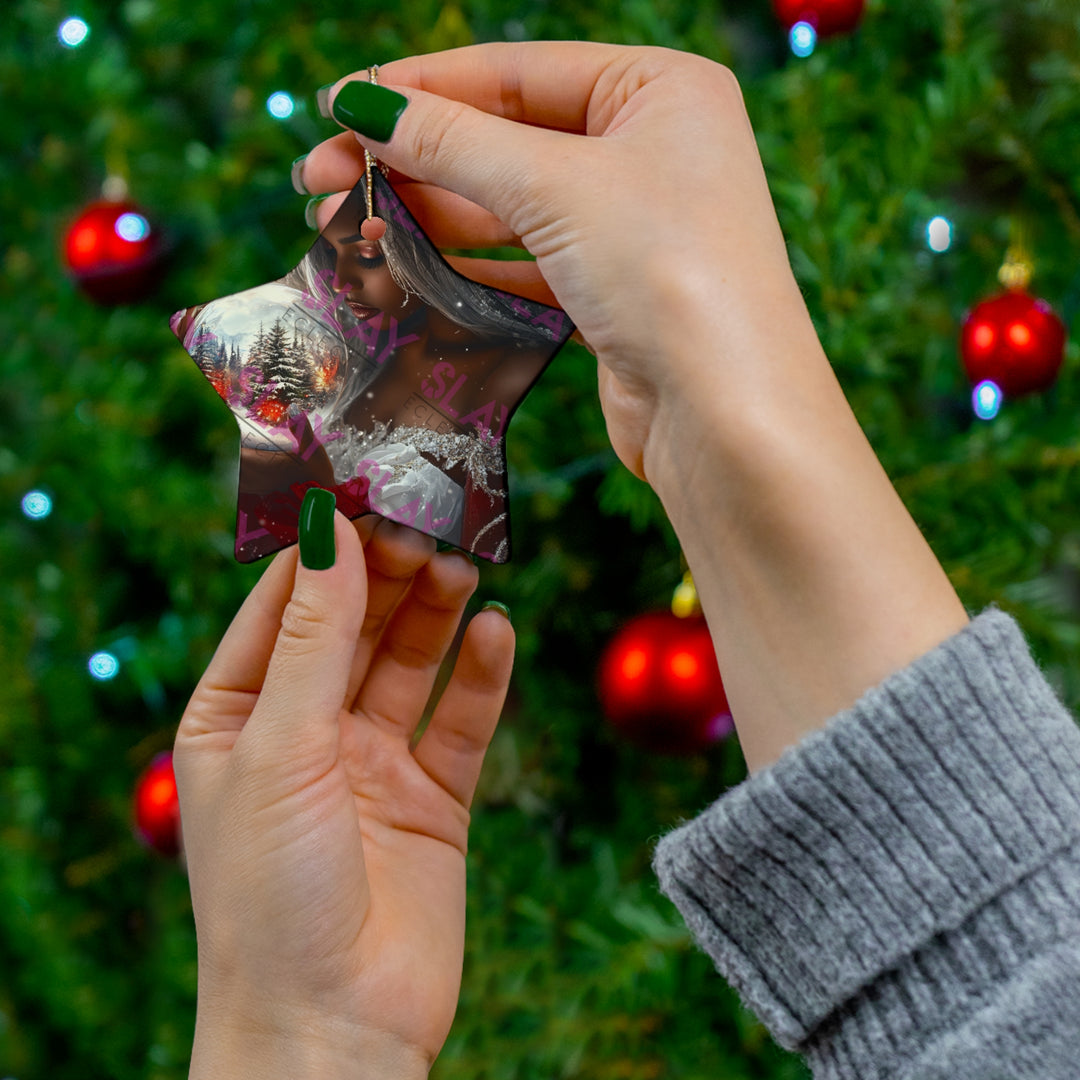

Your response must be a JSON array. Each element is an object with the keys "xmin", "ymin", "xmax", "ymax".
[
  {"xmin": 712, "ymin": 60, "xmax": 745, "ymax": 102},
  {"xmin": 436, "ymin": 721, "xmax": 489, "ymax": 758},
  {"xmin": 412, "ymin": 98, "xmax": 469, "ymax": 174},
  {"xmin": 498, "ymin": 68, "xmax": 528, "ymax": 124},
  {"xmin": 386, "ymin": 634, "xmax": 436, "ymax": 671},
  {"xmin": 276, "ymin": 589, "xmax": 334, "ymax": 652}
]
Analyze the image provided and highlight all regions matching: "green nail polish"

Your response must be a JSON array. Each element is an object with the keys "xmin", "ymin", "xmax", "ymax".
[
  {"xmin": 304, "ymin": 194, "xmax": 330, "ymax": 230},
  {"xmin": 482, "ymin": 600, "xmax": 511, "ymax": 623},
  {"xmin": 299, "ymin": 488, "xmax": 336, "ymax": 570},
  {"xmin": 316, "ymin": 83, "xmax": 334, "ymax": 119},
  {"xmin": 290, "ymin": 154, "xmax": 309, "ymax": 195},
  {"xmin": 331, "ymin": 80, "xmax": 408, "ymax": 143}
]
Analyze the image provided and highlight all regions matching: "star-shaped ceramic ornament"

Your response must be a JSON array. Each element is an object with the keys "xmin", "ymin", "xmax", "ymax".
[{"xmin": 171, "ymin": 170, "xmax": 573, "ymax": 564}]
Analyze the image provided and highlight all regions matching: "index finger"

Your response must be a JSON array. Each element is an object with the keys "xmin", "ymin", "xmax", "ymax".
[
  {"xmin": 376, "ymin": 42, "xmax": 618, "ymax": 132},
  {"xmin": 187, "ymin": 548, "xmax": 299, "ymax": 703}
]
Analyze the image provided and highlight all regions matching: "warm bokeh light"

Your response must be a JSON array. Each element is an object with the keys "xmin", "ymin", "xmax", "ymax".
[
  {"xmin": 971, "ymin": 323, "xmax": 995, "ymax": 352},
  {"xmin": 133, "ymin": 753, "xmax": 181, "ymax": 857},
  {"xmin": 668, "ymin": 650, "xmax": 700, "ymax": 681},
  {"xmin": 1007, "ymin": 321, "xmax": 1032, "ymax": 349},
  {"xmin": 69, "ymin": 224, "xmax": 101, "ymax": 261},
  {"xmin": 620, "ymin": 648, "xmax": 649, "ymax": 681}
]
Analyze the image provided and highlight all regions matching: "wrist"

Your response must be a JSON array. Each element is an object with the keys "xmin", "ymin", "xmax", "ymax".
[
  {"xmin": 189, "ymin": 1001, "xmax": 430, "ymax": 1080},
  {"xmin": 640, "ymin": 263, "xmax": 830, "ymax": 512},
  {"xmin": 639, "ymin": 272, "xmax": 967, "ymax": 772}
]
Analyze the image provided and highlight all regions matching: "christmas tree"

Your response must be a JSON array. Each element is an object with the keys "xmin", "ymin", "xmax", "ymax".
[
  {"xmin": 257, "ymin": 316, "xmax": 306, "ymax": 403},
  {"xmin": 2, "ymin": 1, "xmax": 1079, "ymax": 1078}
]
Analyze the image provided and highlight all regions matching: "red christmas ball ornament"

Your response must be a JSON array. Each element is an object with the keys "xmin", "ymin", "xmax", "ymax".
[
  {"xmin": 597, "ymin": 611, "xmax": 733, "ymax": 755},
  {"xmin": 133, "ymin": 751, "xmax": 181, "ymax": 857},
  {"xmin": 63, "ymin": 199, "xmax": 164, "ymax": 304},
  {"xmin": 960, "ymin": 289, "xmax": 1067, "ymax": 398},
  {"xmin": 772, "ymin": 0, "xmax": 865, "ymax": 37}
]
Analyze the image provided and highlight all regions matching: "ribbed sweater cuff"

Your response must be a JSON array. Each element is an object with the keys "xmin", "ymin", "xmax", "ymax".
[{"xmin": 652, "ymin": 609, "xmax": 1080, "ymax": 1064}]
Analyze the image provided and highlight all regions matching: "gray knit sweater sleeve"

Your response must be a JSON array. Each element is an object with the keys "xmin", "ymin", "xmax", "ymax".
[{"xmin": 652, "ymin": 609, "xmax": 1080, "ymax": 1079}]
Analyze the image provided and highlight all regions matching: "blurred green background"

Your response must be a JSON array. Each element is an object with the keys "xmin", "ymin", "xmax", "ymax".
[{"xmin": 3, "ymin": 0, "xmax": 1080, "ymax": 1076}]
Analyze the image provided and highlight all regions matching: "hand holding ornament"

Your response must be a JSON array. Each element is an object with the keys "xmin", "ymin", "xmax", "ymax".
[
  {"xmin": 303, "ymin": 42, "xmax": 967, "ymax": 771},
  {"xmin": 174, "ymin": 504, "xmax": 514, "ymax": 1080}
]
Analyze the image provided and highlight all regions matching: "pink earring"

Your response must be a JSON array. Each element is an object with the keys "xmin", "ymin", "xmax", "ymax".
[{"xmin": 359, "ymin": 66, "xmax": 387, "ymax": 242}]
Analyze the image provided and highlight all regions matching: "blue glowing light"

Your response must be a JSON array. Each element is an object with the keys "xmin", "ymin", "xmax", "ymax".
[
  {"xmin": 21, "ymin": 491, "xmax": 53, "ymax": 520},
  {"xmin": 790, "ymin": 21, "xmax": 817, "ymax": 57},
  {"xmin": 267, "ymin": 92, "xmax": 295, "ymax": 119},
  {"xmin": 88, "ymin": 651, "xmax": 120, "ymax": 681},
  {"xmin": 973, "ymin": 380, "xmax": 1003, "ymax": 421},
  {"xmin": 59, "ymin": 17, "xmax": 90, "ymax": 47},
  {"xmin": 927, "ymin": 216, "xmax": 953, "ymax": 253},
  {"xmin": 115, "ymin": 212, "xmax": 150, "ymax": 242}
]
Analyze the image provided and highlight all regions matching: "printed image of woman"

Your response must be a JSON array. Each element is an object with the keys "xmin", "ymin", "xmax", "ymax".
[
  {"xmin": 287, "ymin": 177, "xmax": 569, "ymax": 560},
  {"xmin": 174, "ymin": 175, "xmax": 570, "ymax": 562}
]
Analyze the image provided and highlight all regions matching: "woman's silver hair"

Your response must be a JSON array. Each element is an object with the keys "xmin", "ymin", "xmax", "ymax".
[{"xmin": 296, "ymin": 182, "xmax": 564, "ymax": 348}]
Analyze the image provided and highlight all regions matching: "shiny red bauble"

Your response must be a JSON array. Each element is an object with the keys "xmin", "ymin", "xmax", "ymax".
[
  {"xmin": 960, "ymin": 289, "xmax": 1067, "ymax": 398},
  {"xmin": 63, "ymin": 199, "xmax": 164, "ymax": 304},
  {"xmin": 597, "ymin": 611, "xmax": 732, "ymax": 755},
  {"xmin": 772, "ymin": 0, "xmax": 865, "ymax": 36},
  {"xmin": 133, "ymin": 751, "xmax": 181, "ymax": 857}
]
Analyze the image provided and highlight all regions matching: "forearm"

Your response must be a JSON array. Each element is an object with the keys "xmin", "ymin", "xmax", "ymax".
[{"xmin": 642, "ymin": 271, "xmax": 968, "ymax": 772}]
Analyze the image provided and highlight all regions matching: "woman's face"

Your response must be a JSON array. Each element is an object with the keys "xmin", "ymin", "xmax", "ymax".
[{"xmin": 324, "ymin": 223, "xmax": 423, "ymax": 324}]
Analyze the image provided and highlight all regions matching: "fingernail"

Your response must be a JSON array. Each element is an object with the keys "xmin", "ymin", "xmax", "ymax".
[
  {"xmin": 438, "ymin": 542, "xmax": 478, "ymax": 564},
  {"xmin": 331, "ymin": 80, "xmax": 408, "ymax": 143},
  {"xmin": 482, "ymin": 601, "xmax": 511, "ymax": 623},
  {"xmin": 299, "ymin": 488, "xmax": 336, "ymax": 570},
  {"xmin": 291, "ymin": 154, "xmax": 309, "ymax": 195},
  {"xmin": 304, "ymin": 194, "xmax": 330, "ymax": 230},
  {"xmin": 316, "ymin": 83, "xmax": 334, "ymax": 119}
]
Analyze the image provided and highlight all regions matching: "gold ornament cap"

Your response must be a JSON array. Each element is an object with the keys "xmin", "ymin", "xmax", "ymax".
[
  {"xmin": 998, "ymin": 247, "xmax": 1033, "ymax": 291},
  {"xmin": 671, "ymin": 571, "xmax": 702, "ymax": 618}
]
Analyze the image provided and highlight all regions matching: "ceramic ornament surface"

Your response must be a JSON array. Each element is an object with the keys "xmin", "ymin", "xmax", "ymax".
[{"xmin": 172, "ymin": 171, "xmax": 573, "ymax": 564}]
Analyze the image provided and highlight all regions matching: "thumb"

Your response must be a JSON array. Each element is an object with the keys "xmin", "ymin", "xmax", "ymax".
[
  {"xmin": 242, "ymin": 490, "xmax": 367, "ymax": 769},
  {"xmin": 326, "ymin": 77, "xmax": 571, "ymax": 244}
]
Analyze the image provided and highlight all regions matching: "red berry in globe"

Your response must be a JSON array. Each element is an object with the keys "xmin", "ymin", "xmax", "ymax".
[
  {"xmin": 207, "ymin": 369, "xmax": 230, "ymax": 400},
  {"xmin": 772, "ymin": 0, "xmax": 865, "ymax": 37},
  {"xmin": 133, "ymin": 752, "xmax": 181, "ymax": 857},
  {"xmin": 597, "ymin": 611, "xmax": 732, "ymax": 755},
  {"xmin": 960, "ymin": 289, "xmax": 1066, "ymax": 398},
  {"xmin": 255, "ymin": 396, "xmax": 289, "ymax": 425},
  {"xmin": 63, "ymin": 199, "xmax": 164, "ymax": 304}
]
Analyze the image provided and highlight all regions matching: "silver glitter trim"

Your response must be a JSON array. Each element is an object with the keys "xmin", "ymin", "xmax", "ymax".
[
  {"xmin": 325, "ymin": 420, "xmax": 507, "ymax": 502},
  {"xmin": 389, "ymin": 425, "xmax": 506, "ymax": 500},
  {"xmin": 468, "ymin": 512, "xmax": 509, "ymax": 561}
]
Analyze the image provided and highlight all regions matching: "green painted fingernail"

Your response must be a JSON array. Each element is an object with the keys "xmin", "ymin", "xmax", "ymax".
[
  {"xmin": 299, "ymin": 488, "xmax": 336, "ymax": 570},
  {"xmin": 304, "ymin": 194, "xmax": 330, "ymax": 230},
  {"xmin": 439, "ymin": 544, "xmax": 477, "ymax": 564},
  {"xmin": 331, "ymin": 80, "xmax": 408, "ymax": 143},
  {"xmin": 316, "ymin": 83, "xmax": 334, "ymax": 119},
  {"xmin": 291, "ymin": 154, "xmax": 309, "ymax": 195},
  {"xmin": 482, "ymin": 601, "xmax": 511, "ymax": 623}
]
